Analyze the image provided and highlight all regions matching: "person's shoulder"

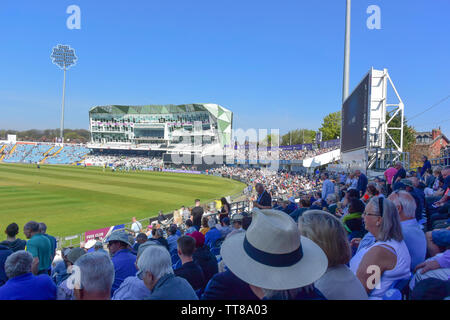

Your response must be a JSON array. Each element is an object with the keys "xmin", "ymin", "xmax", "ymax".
[{"xmin": 36, "ymin": 274, "xmax": 57, "ymax": 287}]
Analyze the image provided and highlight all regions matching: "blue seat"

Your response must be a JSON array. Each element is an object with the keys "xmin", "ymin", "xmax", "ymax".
[{"xmin": 382, "ymin": 277, "xmax": 411, "ymax": 300}]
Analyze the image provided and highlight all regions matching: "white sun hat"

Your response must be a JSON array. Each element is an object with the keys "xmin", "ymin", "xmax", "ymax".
[{"xmin": 220, "ymin": 208, "xmax": 328, "ymax": 290}]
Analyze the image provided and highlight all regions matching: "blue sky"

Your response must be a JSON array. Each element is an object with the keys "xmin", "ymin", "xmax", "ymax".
[{"xmin": 0, "ymin": 0, "xmax": 449, "ymax": 136}]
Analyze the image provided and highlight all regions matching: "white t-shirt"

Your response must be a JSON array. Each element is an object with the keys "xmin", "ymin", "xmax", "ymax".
[{"xmin": 131, "ymin": 221, "xmax": 142, "ymax": 233}]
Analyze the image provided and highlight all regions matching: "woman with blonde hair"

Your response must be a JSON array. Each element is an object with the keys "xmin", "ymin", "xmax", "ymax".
[
  {"xmin": 298, "ymin": 210, "xmax": 368, "ymax": 300},
  {"xmin": 349, "ymin": 196, "xmax": 411, "ymax": 299},
  {"xmin": 173, "ymin": 210, "xmax": 182, "ymax": 226}
]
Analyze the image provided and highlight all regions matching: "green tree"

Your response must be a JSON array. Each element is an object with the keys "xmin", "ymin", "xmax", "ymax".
[
  {"xmin": 319, "ymin": 111, "xmax": 341, "ymax": 140},
  {"xmin": 281, "ymin": 129, "xmax": 316, "ymax": 145}
]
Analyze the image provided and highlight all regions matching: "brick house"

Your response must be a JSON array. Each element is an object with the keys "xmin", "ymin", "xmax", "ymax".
[{"xmin": 411, "ymin": 128, "xmax": 449, "ymax": 167}]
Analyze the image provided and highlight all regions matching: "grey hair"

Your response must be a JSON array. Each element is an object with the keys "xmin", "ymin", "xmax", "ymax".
[
  {"xmin": 24, "ymin": 221, "xmax": 40, "ymax": 232},
  {"xmin": 368, "ymin": 196, "xmax": 403, "ymax": 242},
  {"xmin": 137, "ymin": 245, "xmax": 173, "ymax": 280},
  {"xmin": 207, "ymin": 217, "xmax": 216, "ymax": 229},
  {"xmin": 326, "ymin": 193, "xmax": 337, "ymax": 204},
  {"xmin": 39, "ymin": 222, "xmax": 47, "ymax": 233},
  {"xmin": 388, "ymin": 190, "xmax": 417, "ymax": 219},
  {"xmin": 5, "ymin": 250, "xmax": 33, "ymax": 278},
  {"xmin": 74, "ymin": 252, "xmax": 115, "ymax": 293}
]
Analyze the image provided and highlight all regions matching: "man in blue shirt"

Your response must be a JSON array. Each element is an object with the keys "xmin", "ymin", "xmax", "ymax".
[
  {"xmin": 253, "ymin": 183, "xmax": 272, "ymax": 209},
  {"xmin": 39, "ymin": 223, "xmax": 57, "ymax": 261},
  {"xmin": 355, "ymin": 170, "xmax": 368, "ymax": 197},
  {"xmin": 420, "ymin": 156, "xmax": 432, "ymax": 178},
  {"xmin": 205, "ymin": 219, "xmax": 222, "ymax": 249},
  {"xmin": 0, "ymin": 244, "xmax": 13, "ymax": 286},
  {"xmin": 388, "ymin": 190, "xmax": 427, "ymax": 271},
  {"xmin": 0, "ymin": 251, "xmax": 56, "ymax": 300},
  {"xmin": 321, "ymin": 172, "xmax": 335, "ymax": 202},
  {"xmin": 166, "ymin": 225, "xmax": 180, "ymax": 254},
  {"xmin": 105, "ymin": 230, "xmax": 137, "ymax": 296},
  {"xmin": 392, "ymin": 162, "xmax": 407, "ymax": 188}
]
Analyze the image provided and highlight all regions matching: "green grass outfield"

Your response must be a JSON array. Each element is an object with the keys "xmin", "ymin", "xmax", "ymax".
[{"xmin": 0, "ymin": 163, "xmax": 245, "ymax": 239}]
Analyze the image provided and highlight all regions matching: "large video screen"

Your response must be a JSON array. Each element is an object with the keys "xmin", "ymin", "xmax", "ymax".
[{"xmin": 341, "ymin": 73, "xmax": 370, "ymax": 152}]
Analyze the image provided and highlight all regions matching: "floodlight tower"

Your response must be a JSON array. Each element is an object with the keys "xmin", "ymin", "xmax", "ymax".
[
  {"xmin": 51, "ymin": 44, "xmax": 78, "ymax": 142},
  {"xmin": 342, "ymin": 0, "xmax": 351, "ymax": 103}
]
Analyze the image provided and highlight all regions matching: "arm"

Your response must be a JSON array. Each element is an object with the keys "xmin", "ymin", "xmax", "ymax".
[
  {"xmin": 436, "ymin": 250, "xmax": 450, "ymax": 269},
  {"xmin": 356, "ymin": 246, "xmax": 396, "ymax": 294},
  {"xmin": 31, "ymin": 257, "xmax": 40, "ymax": 275}
]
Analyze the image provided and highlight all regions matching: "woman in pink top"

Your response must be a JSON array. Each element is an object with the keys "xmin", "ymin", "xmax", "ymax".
[{"xmin": 384, "ymin": 166, "xmax": 398, "ymax": 194}]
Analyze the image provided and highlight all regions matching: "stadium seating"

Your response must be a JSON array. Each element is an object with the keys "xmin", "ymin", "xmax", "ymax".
[
  {"xmin": 44, "ymin": 145, "xmax": 91, "ymax": 164},
  {"xmin": 0, "ymin": 143, "xmax": 91, "ymax": 165},
  {"xmin": 25, "ymin": 144, "xmax": 53, "ymax": 163},
  {"xmin": 2, "ymin": 144, "xmax": 34, "ymax": 163}
]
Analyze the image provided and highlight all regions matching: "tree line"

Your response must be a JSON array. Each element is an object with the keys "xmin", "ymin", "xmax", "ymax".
[
  {"xmin": 263, "ymin": 110, "xmax": 416, "ymax": 150},
  {"xmin": 0, "ymin": 129, "xmax": 90, "ymax": 143}
]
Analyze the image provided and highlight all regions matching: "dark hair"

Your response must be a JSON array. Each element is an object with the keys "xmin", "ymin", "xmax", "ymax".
[
  {"xmin": 221, "ymin": 217, "xmax": 230, "ymax": 226},
  {"xmin": 195, "ymin": 199, "xmax": 200, "ymax": 203},
  {"xmin": 367, "ymin": 184, "xmax": 379, "ymax": 196},
  {"xmin": 221, "ymin": 197, "xmax": 229, "ymax": 206},
  {"xmin": 300, "ymin": 198, "xmax": 311, "ymax": 208},
  {"xmin": 201, "ymin": 217, "xmax": 209, "ymax": 228},
  {"xmin": 185, "ymin": 219, "xmax": 193, "ymax": 227},
  {"xmin": 168, "ymin": 225, "xmax": 178, "ymax": 235},
  {"xmin": 242, "ymin": 216, "xmax": 252, "ymax": 230},
  {"xmin": 136, "ymin": 233, "xmax": 148, "ymax": 242},
  {"xmin": 347, "ymin": 189, "xmax": 360, "ymax": 199},
  {"xmin": 177, "ymin": 235, "xmax": 196, "ymax": 256},
  {"xmin": 5, "ymin": 223, "xmax": 19, "ymax": 238},
  {"xmin": 348, "ymin": 199, "xmax": 365, "ymax": 214}
]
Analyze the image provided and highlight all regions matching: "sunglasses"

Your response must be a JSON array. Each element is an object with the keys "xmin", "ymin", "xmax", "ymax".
[{"xmin": 362, "ymin": 196, "xmax": 384, "ymax": 217}]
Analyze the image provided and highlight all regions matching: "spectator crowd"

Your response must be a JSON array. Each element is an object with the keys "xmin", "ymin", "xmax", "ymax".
[{"xmin": 0, "ymin": 157, "xmax": 449, "ymax": 300}]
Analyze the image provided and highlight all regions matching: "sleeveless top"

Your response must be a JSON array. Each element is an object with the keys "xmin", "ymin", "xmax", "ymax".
[{"xmin": 349, "ymin": 239, "xmax": 411, "ymax": 299}]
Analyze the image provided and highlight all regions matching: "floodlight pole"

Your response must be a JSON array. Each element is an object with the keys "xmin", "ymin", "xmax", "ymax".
[
  {"xmin": 60, "ymin": 67, "xmax": 67, "ymax": 142},
  {"xmin": 342, "ymin": 0, "xmax": 351, "ymax": 103}
]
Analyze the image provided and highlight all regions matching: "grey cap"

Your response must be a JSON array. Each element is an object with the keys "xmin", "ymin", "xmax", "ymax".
[
  {"xmin": 231, "ymin": 214, "xmax": 244, "ymax": 222},
  {"xmin": 105, "ymin": 230, "xmax": 132, "ymax": 247},
  {"xmin": 67, "ymin": 247, "xmax": 86, "ymax": 264}
]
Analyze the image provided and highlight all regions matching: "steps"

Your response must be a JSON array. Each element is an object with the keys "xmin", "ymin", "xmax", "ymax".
[
  {"xmin": 0, "ymin": 145, "xmax": 5, "ymax": 162},
  {"xmin": 41, "ymin": 145, "xmax": 64, "ymax": 164},
  {"xmin": 9, "ymin": 144, "xmax": 17, "ymax": 155}
]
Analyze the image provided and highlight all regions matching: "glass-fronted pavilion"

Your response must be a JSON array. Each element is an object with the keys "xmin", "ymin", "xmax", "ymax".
[{"xmin": 89, "ymin": 103, "xmax": 232, "ymax": 148}]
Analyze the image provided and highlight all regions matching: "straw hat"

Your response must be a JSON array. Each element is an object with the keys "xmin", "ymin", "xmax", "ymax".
[{"xmin": 220, "ymin": 208, "xmax": 328, "ymax": 290}]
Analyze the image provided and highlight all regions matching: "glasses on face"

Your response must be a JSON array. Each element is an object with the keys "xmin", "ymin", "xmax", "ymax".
[{"xmin": 362, "ymin": 212, "xmax": 380, "ymax": 217}]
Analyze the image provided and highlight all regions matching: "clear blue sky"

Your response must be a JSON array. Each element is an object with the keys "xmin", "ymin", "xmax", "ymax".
[{"xmin": 0, "ymin": 0, "xmax": 449, "ymax": 136}]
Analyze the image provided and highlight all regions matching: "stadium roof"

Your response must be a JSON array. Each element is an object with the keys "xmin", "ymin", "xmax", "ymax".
[{"xmin": 89, "ymin": 103, "xmax": 231, "ymax": 118}]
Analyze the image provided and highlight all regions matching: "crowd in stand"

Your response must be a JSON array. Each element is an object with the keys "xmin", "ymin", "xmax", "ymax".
[
  {"xmin": 210, "ymin": 166, "xmax": 319, "ymax": 199},
  {"xmin": 0, "ymin": 157, "xmax": 449, "ymax": 300},
  {"xmin": 225, "ymin": 145, "xmax": 339, "ymax": 161},
  {"xmin": 82, "ymin": 154, "xmax": 164, "ymax": 170}
]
